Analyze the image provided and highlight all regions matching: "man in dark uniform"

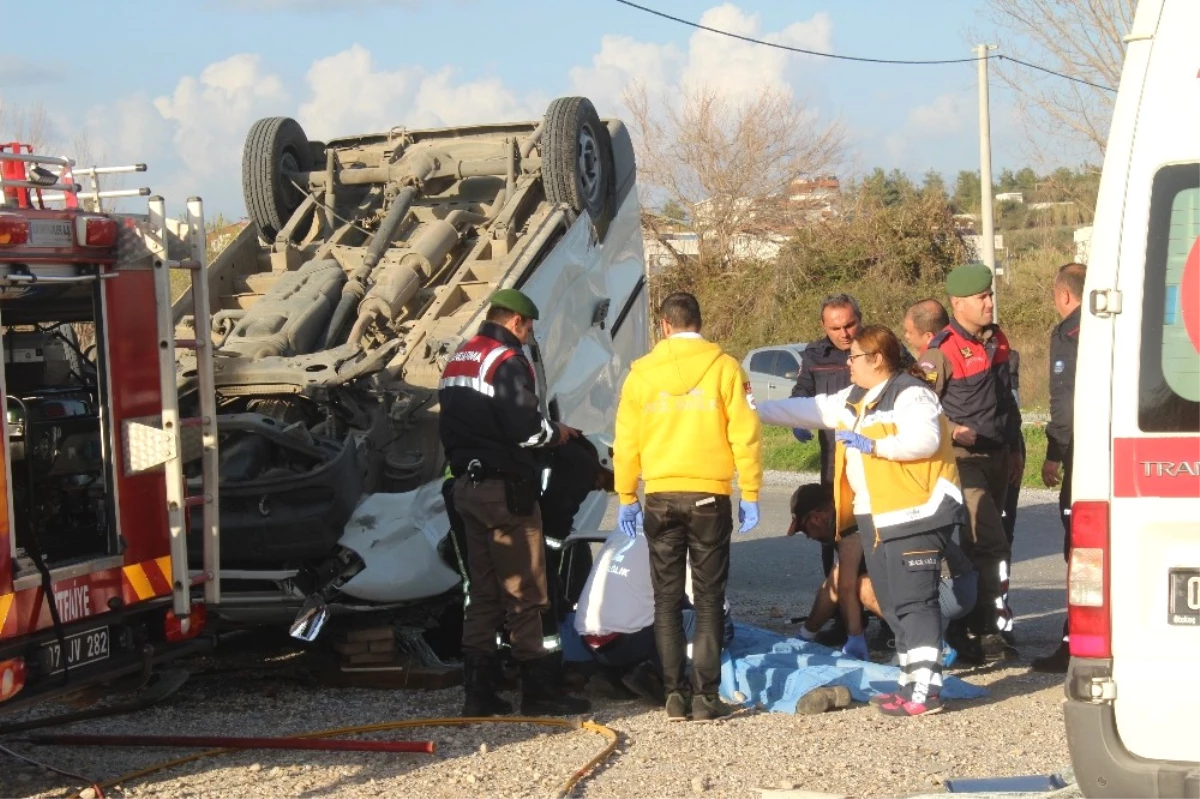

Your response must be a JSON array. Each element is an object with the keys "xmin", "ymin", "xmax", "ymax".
[
  {"xmin": 1032, "ymin": 262, "xmax": 1085, "ymax": 672},
  {"xmin": 438, "ymin": 288, "xmax": 590, "ymax": 717},
  {"xmin": 919, "ymin": 263, "xmax": 1024, "ymax": 663}
]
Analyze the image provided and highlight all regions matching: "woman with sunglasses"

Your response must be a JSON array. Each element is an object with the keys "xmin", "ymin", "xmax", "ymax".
[{"xmin": 757, "ymin": 324, "xmax": 966, "ymax": 716}]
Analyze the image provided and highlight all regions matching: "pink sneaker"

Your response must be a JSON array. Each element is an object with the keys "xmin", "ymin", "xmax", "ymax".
[
  {"xmin": 867, "ymin": 691, "xmax": 898, "ymax": 706},
  {"xmin": 878, "ymin": 695, "xmax": 944, "ymax": 716}
]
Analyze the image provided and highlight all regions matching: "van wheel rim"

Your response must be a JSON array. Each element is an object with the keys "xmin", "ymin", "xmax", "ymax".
[{"xmin": 577, "ymin": 123, "xmax": 602, "ymax": 208}]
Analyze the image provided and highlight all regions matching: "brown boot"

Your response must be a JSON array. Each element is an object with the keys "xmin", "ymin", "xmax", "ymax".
[{"xmin": 795, "ymin": 685, "xmax": 852, "ymax": 715}]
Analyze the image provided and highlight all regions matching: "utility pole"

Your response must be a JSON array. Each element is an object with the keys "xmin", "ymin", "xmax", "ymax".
[{"xmin": 976, "ymin": 43, "xmax": 999, "ymax": 322}]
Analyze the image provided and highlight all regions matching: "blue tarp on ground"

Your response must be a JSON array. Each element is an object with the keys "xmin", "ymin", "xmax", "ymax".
[{"xmin": 719, "ymin": 622, "xmax": 988, "ymax": 713}]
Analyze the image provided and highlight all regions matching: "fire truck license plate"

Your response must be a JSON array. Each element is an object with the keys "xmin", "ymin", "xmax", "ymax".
[
  {"xmin": 1168, "ymin": 569, "xmax": 1200, "ymax": 626},
  {"xmin": 40, "ymin": 626, "xmax": 110, "ymax": 674},
  {"xmin": 29, "ymin": 219, "xmax": 74, "ymax": 247}
]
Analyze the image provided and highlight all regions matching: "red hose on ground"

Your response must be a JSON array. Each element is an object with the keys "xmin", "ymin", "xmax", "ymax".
[{"xmin": 27, "ymin": 733, "xmax": 435, "ymax": 755}]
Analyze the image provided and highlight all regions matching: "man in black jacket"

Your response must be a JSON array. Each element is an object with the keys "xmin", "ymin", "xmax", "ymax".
[
  {"xmin": 1032, "ymin": 262, "xmax": 1085, "ymax": 672},
  {"xmin": 439, "ymin": 288, "xmax": 589, "ymax": 717}
]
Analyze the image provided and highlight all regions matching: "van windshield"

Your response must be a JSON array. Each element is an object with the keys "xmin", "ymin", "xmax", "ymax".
[{"xmin": 1139, "ymin": 163, "xmax": 1200, "ymax": 432}]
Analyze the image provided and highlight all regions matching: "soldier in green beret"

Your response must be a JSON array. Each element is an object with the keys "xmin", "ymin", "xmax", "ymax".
[
  {"xmin": 913, "ymin": 263, "xmax": 1024, "ymax": 664},
  {"xmin": 438, "ymin": 287, "xmax": 591, "ymax": 717}
]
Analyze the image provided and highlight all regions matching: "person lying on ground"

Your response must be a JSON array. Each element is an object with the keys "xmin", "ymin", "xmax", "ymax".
[{"xmin": 788, "ymin": 482, "xmax": 978, "ymax": 667}]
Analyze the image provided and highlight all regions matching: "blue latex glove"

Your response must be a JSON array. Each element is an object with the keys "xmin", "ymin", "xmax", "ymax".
[
  {"xmin": 842, "ymin": 633, "xmax": 869, "ymax": 661},
  {"xmin": 836, "ymin": 430, "xmax": 875, "ymax": 455},
  {"xmin": 737, "ymin": 500, "xmax": 759, "ymax": 534},
  {"xmin": 618, "ymin": 501, "xmax": 643, "ymax": 538},
  {"xmin": 791, "ymin": 427, "xmax": 813, "ymax": 443}
]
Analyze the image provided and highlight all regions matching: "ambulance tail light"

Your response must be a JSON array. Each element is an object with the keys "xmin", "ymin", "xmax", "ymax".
[
  {"xmin": 164, "ymin": 603, "xmax": 207, "ymax": 643},
  {"xmin": 0, "ymin": 214, "xmax": 29, "ymax": 247},
  {"xmin": 0, "ymin": 658, "xmax": 27, "ymax": 703},
  {"xmin": 77, "ymin": 216, "xmax": 118, "ymax": 248},
  {"xmin": 1068, "ymin": 500, "xmax": 1111, "ymax": 659}
]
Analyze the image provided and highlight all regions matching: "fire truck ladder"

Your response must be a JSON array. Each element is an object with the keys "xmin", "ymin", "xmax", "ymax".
[{"xmin": 145, "ymin": 197, "xmax": 220, "ymax": 615}]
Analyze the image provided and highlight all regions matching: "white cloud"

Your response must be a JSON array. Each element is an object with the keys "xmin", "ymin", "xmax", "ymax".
[
  {"xmin": 882, "ymin": 90, "xmax": 974, "ymax": 165},
  {"xmin": 0, "ymin": 54, "xmax": 64, "ymax": 86},
  {"xmin": 58, "ymin": 5, "xmax": 837, "ymax": 218},
  {"xmin": 408, "ymin": 68, "xmax": 545, "ymax": 127},
  {"xmin": 154, "ymin": 54, "xmax": 288, "ymax": 180},
  {"xmin": 298, "ymin": 45, "xmax": 545, "ymax": 140},
  {"xmin": 82, "ymin": 93, "xmax": 173, "ymax": 166},
  {"xmin": 907, "ymin": 91, "xmax": 971, "ymax": 137},
  {"xmin": 569, "ymin": 4, "xmax": 832, "ymax": 121},
  {"xmin": 298, "ymin": 45, "xmax": 419, "ymax": 139},
  {"xmin": 680, "ymin": 5, "xmax": 832, "ymax": 100},
  {"xmin": 569, "ymin": 35, "xmax": 685, "ymax": 116}
]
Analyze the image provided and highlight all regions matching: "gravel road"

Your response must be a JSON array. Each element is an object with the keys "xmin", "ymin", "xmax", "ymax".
[{"xmin": 3, "ymin": 475, "xmax": 1079, "ymax": 799}]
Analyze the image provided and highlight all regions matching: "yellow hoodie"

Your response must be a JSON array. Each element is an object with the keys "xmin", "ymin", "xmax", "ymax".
[{"xmin": 614, "ymin": 336, "xmax": 763, "ymax": 503}]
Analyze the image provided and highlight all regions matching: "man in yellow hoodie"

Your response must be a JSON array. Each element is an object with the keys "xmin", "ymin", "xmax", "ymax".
[{"xmin": 613, "ymin": 291, "xmax": 763, "ymax": 722}]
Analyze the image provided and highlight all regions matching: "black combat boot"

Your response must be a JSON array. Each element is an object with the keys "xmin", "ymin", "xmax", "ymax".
[
  {"xmin": 1030, "ymin": 641, "xmax": 1070, "ymax": 673},
  {"xmin": 462, "ymin": 653, "xmax": 513, "ymax": 717},
  {"xmin": 519, "ymin": 655, "xmax": 591, "ymax": 716}
]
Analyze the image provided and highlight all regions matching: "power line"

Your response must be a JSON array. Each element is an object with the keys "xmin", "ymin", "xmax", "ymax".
[
  {"xmin": 997, "ymin": 55, "xmax": 1115, "ymax": 92},
  {"xmin": 611, "ymin": 0, "xmax": 1116, "ymax": 91},
  {"xmin": 611, "ymin": 0, "xmax": 982, "ymax": 64}
]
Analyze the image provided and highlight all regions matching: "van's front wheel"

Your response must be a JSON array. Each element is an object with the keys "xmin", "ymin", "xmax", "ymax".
[
  {"xmin": 542, "ymin": 96, "xmax": 615, "ymax": 240},
  {"xmin": 242, "ymin": 117, "xmax": 313, "ymax": 243}
]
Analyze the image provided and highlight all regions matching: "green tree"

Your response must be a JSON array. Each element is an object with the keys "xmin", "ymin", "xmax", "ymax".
[
  {"xmin": 952, "ymin": 170, "xmax": 981, "ymax": 214},
  {"xmin": 660, "ymin": 199, "xmax": 687, "ymax": 222},
  {"xmin": 921, "ymin": 169, "xmax": 948, "ymax": 202}
]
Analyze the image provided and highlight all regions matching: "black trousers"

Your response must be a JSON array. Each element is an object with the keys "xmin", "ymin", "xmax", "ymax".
[
  {"xmin": 1002, "ymin": 435, "xmax": 1026, "ymax": 547},
  {"xmin": 643, "ymin": 492, "xmax": 732, "ymax": 698},
  {"xmin": 1060, "ymin": 446, "xmax": 1074, "ymax": 559},
  {"xmin": 862, "ymin": 519, "xmax": 949, "ymax": 703},
  {"xmin": 954, "ymin": 447, "xmax": 1014, "ymax": 636},
  {"xmin": 1059, "ymin": 446, "xmax": 1074, "ymax": 642}
]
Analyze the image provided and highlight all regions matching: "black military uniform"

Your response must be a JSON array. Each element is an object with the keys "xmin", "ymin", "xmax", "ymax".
[
  {"xmin": 438, "ymin": 288, "xmax": 589, "ymax": 717},
  {"xmin": 1046, "ymin": 307, "xmax": 1080, "ymax": 550},
  {"xmin": 1031, "ymin": 306, "xmax": 1081, "ymax": 673}
]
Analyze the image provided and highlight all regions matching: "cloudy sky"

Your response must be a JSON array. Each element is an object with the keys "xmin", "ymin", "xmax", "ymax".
[{"xmin": 0, "ymin": 0, "xmax": 1089, "ymax": 219}]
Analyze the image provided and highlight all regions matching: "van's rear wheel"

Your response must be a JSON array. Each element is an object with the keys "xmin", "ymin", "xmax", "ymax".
[
  {"xmin": 242, "ymin": 117, "xmax": 312, "ymax": 243},
  {"xmin": 542, "ymin": 97, "xmax": 615, "ymax": 240}
]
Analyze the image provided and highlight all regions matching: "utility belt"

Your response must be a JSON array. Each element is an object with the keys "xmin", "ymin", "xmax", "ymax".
[{"xmin": 458, "ymin": 458, "xmax": 539, "ymax": 516}]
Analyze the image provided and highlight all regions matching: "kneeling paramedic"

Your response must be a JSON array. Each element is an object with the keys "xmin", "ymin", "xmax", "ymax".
[
  {"xmin": 438, "ymin": 288, "xmax": 590, "ymax": 717},
  {"xmin": 758, "ymin": 325, "xmax": 966, "ymax": 716}
]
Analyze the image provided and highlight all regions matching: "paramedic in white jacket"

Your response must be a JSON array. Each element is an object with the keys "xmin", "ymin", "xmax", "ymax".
[
  {"xmin": 757, "ymin": 325, "xmax": 966, "ymax": 717},
  {"xmin": 572, "ymin": 529, "xmax": 733, "ymax": 700}
]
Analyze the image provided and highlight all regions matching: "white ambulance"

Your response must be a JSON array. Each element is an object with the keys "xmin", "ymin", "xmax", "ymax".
[{"xmin": 1064, "ymin": 0, "xmax": 1200, "ymax": 796}]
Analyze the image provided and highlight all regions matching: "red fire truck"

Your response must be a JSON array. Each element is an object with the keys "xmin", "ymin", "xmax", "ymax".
[{"xmin": 0, "ymin": 143, "xmax": 221, "ymax": 712}]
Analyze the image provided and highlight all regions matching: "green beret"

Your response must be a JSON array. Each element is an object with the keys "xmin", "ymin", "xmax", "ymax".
[
  {"xmin": 489, "ymin": 288, "xmax": 539, "ymax": 320},
  {"xmin": 946, "ymin": 263, "xmax": 994, "ymax": 298}
]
